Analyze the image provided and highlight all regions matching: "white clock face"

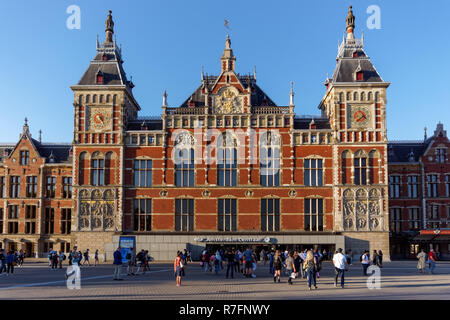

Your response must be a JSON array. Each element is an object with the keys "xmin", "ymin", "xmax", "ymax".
[
  {"xmin": 215, "ymin": 87, "xmax": 242, "ymax": 114},
  {"xmin": 348, "ymin": 105, "xmax": 372, "ymax": 128}
]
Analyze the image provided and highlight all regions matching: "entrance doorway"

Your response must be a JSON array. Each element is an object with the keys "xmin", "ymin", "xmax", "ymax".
[
  {"xmin": 24, "ymin": 242, "xmax": 34, "ymax": 257},
  {"xmin": 6, "ymin": 242, "xmax": 17, "ymax": 253}
]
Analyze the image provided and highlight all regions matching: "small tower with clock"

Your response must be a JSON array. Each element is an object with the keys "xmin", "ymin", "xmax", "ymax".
[
  {"xmin": 319, "ymin": 6, "xmax": 390, "ymax": 253},
  {"xmin": 70, "ymin": 10, "xmax": 140, "ymax": 250}
]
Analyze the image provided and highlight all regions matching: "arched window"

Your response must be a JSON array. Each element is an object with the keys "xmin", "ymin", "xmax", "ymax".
[
  {"xmin": 354, "ymin": 150, "xmax": 368, "ymax": 185},
  {"xmin": 85, "ymin": 95, "xmax": 90, "ymax": 104},
  {"xmin": 79, "ymin": 152, "xmax": 89, "ymax": 185},
  {"xmin": 113, "ymin": 94, "xmax": 117, "ymax": 105},
  {"xmin": 353, "ymin": 92, "xmax": 358, "ymax": 101},
  {"xmin": 174, "ymin": 133, "xmax": 195, "ymax": 187},
  {"xmin": 347, "ymin": 92, "xmax": 351, "ymax": 101},
  {"xmin": 361, "ymin": 92, "xmax": 365, "ymax": 101},
  {"xmin": 217, "ymin": 133, "xmax": 237, "ymax": 186},
  {"xmin": 106, "ymin": 95, "xmax": 110, "ymax": 103},
  {"xmin": 368, "ymin": 92, "xmax": 373, "ymax": 101},
  {"xmin": 375, "ymin": 92, "xmax": 380, "ymax": 102},
  {"xmin": 91, "ymin": 152, "xmax": 105, "ymax": 186},
  {"xmin": 93, "ymin": 94, "xmax": 97, "ymax": 103},
  {"xmin": 260, "ymin": 131, "xmax": 280, "ymax": 186},
  {"xmin": 78, "ymin": 95, "xmax": 83, "ymax": 105},
  {"xmin": 339, "ymin": 92, "xmax": 344, "ymax": 102}
]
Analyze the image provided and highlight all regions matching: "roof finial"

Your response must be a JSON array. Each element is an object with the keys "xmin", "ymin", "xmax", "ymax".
[
  {"xmin": 39, "ymin": 129, "xmax": 42, "ymax": 143},
  {"xmin": 424, "ymin": 126, "xmax": 427, "ymax": 140},
  {"xmin": 163, "ymin": 89, "xmax": 167, "ymax": 107},
  {"xmin": 346, "ymin": 6, "xmax": 355, "ymax": 40},
  {"xmin": 105, "ymin": 10, "xmax": 114, "ymax": 43},
  {"xmin": 225, "ymin": 34, "xmax": 231, "ymax": 49},
  {"xmin": 201, "ymin": 66, "xmax": 204, "ymax": 80},
  {"xmin": 289, "ymin": 82, "xmax": 295, "ymax": 106},
  {"xmin": 253, "ymin": 66, "xmax": 256, "ymax": 80}
]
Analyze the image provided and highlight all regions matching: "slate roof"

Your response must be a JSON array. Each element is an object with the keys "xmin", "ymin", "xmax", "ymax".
[
  {"xmin": 179, "ymin": 75, "xmax": 277, "ymax": 108},
  {"xmin": 0, "ymin": 140, "xmax": 72, "ymax": 164},
  {"xmin": 294, "ymin": 117, "xmax": 331, "ymax": 130},
  {"xmin": 388, "ymin": 139, "xmax": 432, "ymax": 163},
  {"xmin": 127, "ymin": 118, "xmax": 163, "ymax": 131}
]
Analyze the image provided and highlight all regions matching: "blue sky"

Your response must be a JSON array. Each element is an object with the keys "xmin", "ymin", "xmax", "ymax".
[{"xmin": 0, "ymin": 0, "xmax": 449, "ymax": 142}]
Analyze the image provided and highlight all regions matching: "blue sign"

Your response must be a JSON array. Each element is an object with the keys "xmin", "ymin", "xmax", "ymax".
[{"xmin": 119, "ymin": 236, "xmax": 136, "ymax": 264}]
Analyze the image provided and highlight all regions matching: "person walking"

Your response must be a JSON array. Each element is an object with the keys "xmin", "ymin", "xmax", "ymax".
[
  {"xmin": 6, "ymin": 251, "xmax": 17, "ymax": 276},
  {"xmin": 174, "ymin": 251, "xmax": 183, "ymax": 286},
  {"xmin": 273, "ymin": 250, "xmax": 283, "ymax": 283},
  {"xmin": 18, "ymin": 249, "xmax": 24, "ymax": 267},
  {"xmin": 303, "ymin": 250, "xmax": 318, "ymax": 290},
  {"xmin": 285, "ymin": 252, "xmax": 296, "ymax": 285},
  {"xmin": 417, "ymin": 249, "xmax": 427, "ymax": 274},
  {"xmin": 83, "ymin": 249, "xmax": 91, "ymax": 266},
  {"xmin": 113, "ymin": 247, "xmax": 123, "ymax": 280},
  {"xmin": 377, "ymin": 250, "xmax": 383, "ymax": 267},
  {"xmin": 333, "ymin": 248, "xmax": 348, "ymax": 288},
  {"xmin": 234, "ymin": 250, "xmax": 240, "ymax": 273},
  {"xmin": 94, "ymin": 249, "xmax": 99, "ymax": 266},
  {"xmin": 428, "ymin": 249, "xmax": 437, "ymax": 274},
  {"xmin": 243, "ymin": 248, "xmax": 253, "ymax": 278},
  {"xmin": 126, "ymin": 248, "xmax": 135, "ymax": 276},
  {"xmin": 0, "ymin": 249, "xmax": 6, "ymax": 275},
  {"xmin": 225, "ymin": 250, "xmax": 235, "ymax": 279},
  {"xmin": 372, "ymin": 250, "xmax": 379, "ymax": 266},
  {"xmin": 58, "ymin": 251, "xmax": 66, "ymax": 269},
  {"xmin": 361, "ymin": 250, "xmax": 370, "ymax": 276},
  {"xmin": 51, "ymin": 251, "xmax": 59, "ymax": 270},
  {"xmin": 269, "ymin": 250, "xmax": 275, "ymax": 275}
]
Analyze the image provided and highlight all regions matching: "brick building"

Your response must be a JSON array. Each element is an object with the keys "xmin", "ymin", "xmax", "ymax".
[
  {"xmin": 1, "ymin": 7, "xmax": 395, "ymax": 260},
  {"xmin": 388, "ymin": 123, "xmax": 450, "ymax": 259}
]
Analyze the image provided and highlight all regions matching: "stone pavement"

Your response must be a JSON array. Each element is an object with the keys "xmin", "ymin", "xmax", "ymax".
[{"xmin": 0, "ymin": 260, "xmax": 449, "ymax": 300}]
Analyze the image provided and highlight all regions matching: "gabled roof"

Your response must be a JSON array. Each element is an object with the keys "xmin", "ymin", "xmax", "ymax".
[{"xmin": 388, "ymin": 140, "xmax": 430, "ymax": 163}]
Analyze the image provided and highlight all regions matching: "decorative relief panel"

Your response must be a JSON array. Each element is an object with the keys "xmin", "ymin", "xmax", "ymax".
[
  {"xmin": 343, "ymin": 187, "xmax": 383, "ymax": 231},
  {"xmin": 88, "ymin": 106, "xmax": 112, "ymax": 132},
  {"xmin": 79, "ymin": 188, "xmax": 117, "ymax": 231}
]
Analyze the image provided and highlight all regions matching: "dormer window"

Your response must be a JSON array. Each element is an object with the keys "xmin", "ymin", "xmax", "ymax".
[
  {"xmin": 102, "ymin": 54, "xmax": 107, "ymax": 61},
  {"xmin": 352, "ymin": 51, "xmax": 358, "ymax": 58},
  {"xmin": 96, "ymin": 73, "xmax": 103, "ymax": 84},
  {"xmin": 356, "ymin": 71, "xmax": 363, "ymax": 81}
]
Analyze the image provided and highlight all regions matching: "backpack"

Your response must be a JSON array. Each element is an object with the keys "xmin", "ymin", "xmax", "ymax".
[{"xmin": 359, "ymin": 254, "xmax": 363, "ymax": 262}]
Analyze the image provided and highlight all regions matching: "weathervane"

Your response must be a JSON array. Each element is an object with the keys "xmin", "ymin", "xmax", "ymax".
[{"xmin": 224, "ymin": 19, "xmax": 231, "ymax": 32}]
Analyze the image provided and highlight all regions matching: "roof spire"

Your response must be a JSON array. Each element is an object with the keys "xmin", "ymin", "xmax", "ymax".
[
  {"xmin": 39, "ymin": 129, "xmax": 42, "ymax": 143},
  {"xmin": 424, "ymin": 126, "xmax": 427, "ymax": 140},
  {"xmin": 289, "ymin": 82, "xmax": 295, "ymax": 106},
  {"xmin": 22, "ymin": 117, "xmax": 30, "ymax": 137},
  {"xmin": 220, "ymin": 34, "xmax": 236, "ymax": 72},
  {"xmin": 346, "ymin": 6, "xmax": 355, "ymax": 40},
  {"xmin": 163, "ymin": 89, "xmax": 167, "ymax": 107},
  {"xmin": 105, "ymin": 10, "xmax": 114, "ymax": 43}
]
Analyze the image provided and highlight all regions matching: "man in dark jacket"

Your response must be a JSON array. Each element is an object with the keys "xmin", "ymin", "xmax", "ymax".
[
  {"xmin": 225, "ymin": 250, "xmax": 235, "ymax": 279},
  {"xmin": 113, "ymin": 247, "xmax": 123, "ymax": 280}
]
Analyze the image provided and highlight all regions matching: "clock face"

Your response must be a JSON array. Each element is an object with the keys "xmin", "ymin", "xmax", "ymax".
[
  {"xmin": 215, "ymin": 87, "xmax": 242, "ymax": 114},
  {"xmin": 348, "ymin": 105, "xmax": 372, "ymax": 128},
  {"xmin": 89, "ymin": 107, "xmax": 111, "ymax": 131}
]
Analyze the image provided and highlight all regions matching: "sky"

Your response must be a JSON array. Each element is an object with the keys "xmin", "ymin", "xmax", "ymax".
[{"xmin": 0, "ymin": 0, "xmax": 449, "ymax": 143}]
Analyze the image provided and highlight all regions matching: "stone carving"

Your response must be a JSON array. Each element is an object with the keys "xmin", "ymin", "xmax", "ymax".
[
  {"xmin": 78, "ymin": 188, "xmax": 117, "ymax": 231},
  {"xmin": 288, "ymin": 190, "xmax": 297, "ymax": 198},
  {"xmin": 245, "ymin": 190, "xmax": 254, "ymax": 197},
  {"xmin": 202, "ymin": 190, "xmax": 211, "ymax": 197},
  {"xmin": 342, "ymin": 187, "xmax": 383, "ymax": 232},
  {"xmin": 174, "ymin": 132, "xmax": 195, "ymax": 146}
]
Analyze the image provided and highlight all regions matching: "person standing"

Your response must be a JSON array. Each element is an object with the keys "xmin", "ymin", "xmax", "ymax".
[
  {"xmin": 361, "ymin": 250, "xmax": 370, "ymax": 276},
  {"xmin": 333, "ymin": 248, "xmax": 348, "ymax": 288},
  {"xmin": 303, "ymin": 250, "xmax": 318, "ymax": 290},
  {"xmin": 126, "ymin": 248, "xmax": 135, "ymax": 276},
  {"xmin": 225, "ymin": 250, "xmax": 235, "ymax": 279},
  {"xmin": 417, "ymin": 249, "xmax": 427, "ymax": 274},
  {"xmin": 174, "ymin": 251, "xmax": 183, "ymax": 286},
  {"xmin": 113, "ymin": 247, "xmax": 123, "ymax": 280},
  {"xmin": 243, "ymin": 248, "xmax": 253, "ymax": 277},
  {"xmin": 0, "ymin": 249, "xmax": 7, "ymax": 274},
  {"xmin": 18, "ymin": 249, "xmax": 24, "ymax": 267},
  {"xmin": 94, "ymin": 249, "xmax": 99, "ymax": 266},
  {"xmin": 269, "ymin": 250, "xmax": 275, "ymax": 275},
  {"xmin": 285, "ymin": 252, "xmax": 296, "ymax": 285},
  {"xmin": 51, "ymin": 251, "xmax": 59, "ymax": 270},
  {"xmin": 234, "ymin": 250, "xmax": 240, "ymax": 273},
  {"xmin": 428, "ymin": 249, "xmax": 437, "ymax": 274},
  {"xmin": 83, "ymin": 249, "xmax": 91, "ymax": 266},
  {"xmin": 273, "ymin": 250, "xmax": 283, "ymax": 283}
]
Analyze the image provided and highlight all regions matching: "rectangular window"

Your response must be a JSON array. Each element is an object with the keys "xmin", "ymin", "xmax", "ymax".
[
  {"xmin": 9, "ymin": 176, "xmax": 21, "ymax": 198},
  {"xmin": 354, "ymin": 158, "xmax": 367, "ymax": 185},
  {"xmin": 92, "ymin": 159, "xmax": 105, "ymax": 186},
  {"xmin": 304, "ymin": 159, "xmax": 323, "ymax": 186},
  {"xmin": 20, "ymin": 150, "xmax": 29, "ymax": 165},
  {"xmin": 446, "ymin": 175, "xmax": 450, "ymax": 197},
  {"xmin": 61, "ymin": 208, "xmax": 72, "ymax": 234},
  {"xmin": 175, "ymin": 149, "xmax": 194, "ymax": 187},
  {"xmin": 133, "ymin": 199, "xmax": 152, "ymax": 232},
  {"xmin": 218, "ymin": 199, "xmax": 237, "ymax": 231},
  {"xmin": 25, "ymin": 205, "xmax": 36, "ymax": 234},
  {"xmin": 435, "ymin": 148, "xmax": 446, "ymax": 163},
  {"xmin": 46, "ymin": 176, "xmax": 56, "ymax": 198},
  {"xmin": 260, "ymin": 198, "xmax": 280, "ymax": 231},
  {"xmin": 44, "ymin": 207, "xmax": 55, "ymax": 234},
  {"xmin": 389, "ymin": 175, "xmax": 401, "ymax": 198},
  {"xmin": 8, "ymin": 222, "xmax": 18, "ymax": 234},
  {"xmin": 26, "ymin": 176, "xmax": 38, "ymax": 198},
  {"xmin": 0, "ymin": 176, "xmax": 5, "ymax": 198},
  {"xmin": 389, "ymin": 208, "xmax": 402, "ymax": 232},
  {"xmin": 133, "ymin": 160, "xmax": 152, "ymax": 187},
  {"xmin": 218, "ymin": 147, "xmax": 237, "ymax": 187},
  {"xmin": 260, "ymin": 147, "xmax": 280, "ymax": 187},
  {"xmin": 62, "ymin": 177, "xmax": 72, "ymax": 199},
  {"xmin": 304, "ymin": 198, "xmax": 324, "ymax": 231},
  {"xmin": 407, "ymin": 175, "xmax": 419, "ymax": 198},
  {"xmin": 8, "ymin": 205, "xmax": 19, "ymax": 219},
  {"xmin": 408, "ymin": 208, "xmax": 420, "ymax": 230},
  {"xmin": 175, "ymin": 199, "xmax": 194, "ymax": 231},
  {"xmin": 427, "ymin": 175, "xmax": 439, "ymax": 197},
  {"xmin": 0, "ymin": 208, "xmax": 3, "ymax": 234}
]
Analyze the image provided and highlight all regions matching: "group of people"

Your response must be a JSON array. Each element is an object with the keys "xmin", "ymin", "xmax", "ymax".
[
  {"xmin": 200, "ymin": 248, "xmax": 259, "ymax": 279},
  {"xmin": 416, "ymin": 248, "xmax": 438, "ymax": 274},
  {"xmin": 360, "ymin": 250, "xmax": 384, "ymax": 276},
  {"xmin": 0, "ymin": 249, "xmax": 24, "ymax": 276},
  {"xmin": 113, "ymin": 247, "xmax": 156, "ymax": 280},
  {"xmin": 49, "ymin": 248, "xmax": 100, "ymax": 270}
]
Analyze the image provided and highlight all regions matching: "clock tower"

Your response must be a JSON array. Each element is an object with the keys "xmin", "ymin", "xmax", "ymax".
[
  {"xmin": 319, "ymin": 6, "xmax": 390, "ymax": 254},
  {"xmin": 70, "ymin": 11, "xmax": 140, "ymax": 251}
]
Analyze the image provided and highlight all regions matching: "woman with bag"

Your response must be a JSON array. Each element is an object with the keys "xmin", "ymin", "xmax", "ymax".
[
  {"xmin": 285, "ymin": 252, "xmax": 296, "ymax": 285},
  {"xmin": 174, "ymin": 251, "xmax": 183, "ymax": 286},
  {"xmin": 273, "ymin": 250, "xmax": 283, "ymax": 283},
  {"xmin": 303, "ymin": 250, "xmax": 318, "ymax": 290}
]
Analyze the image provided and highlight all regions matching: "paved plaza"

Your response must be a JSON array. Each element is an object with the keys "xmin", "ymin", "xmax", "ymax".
[{"xmin": 0, "ymin": 260, "xmax": 449, "ymax": 300}]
